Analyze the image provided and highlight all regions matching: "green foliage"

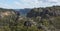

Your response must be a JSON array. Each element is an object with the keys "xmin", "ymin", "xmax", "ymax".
[
  {"xmin": 42, "ymin": 19, "xmax": 50, "ymax": 27},
  {"xmin": 0, "ymin": 6, "xmax": 60, "ymax": 31},
  {"xmin": 53, "ymin": 16, "xmax": 60, "ymax": 29}
]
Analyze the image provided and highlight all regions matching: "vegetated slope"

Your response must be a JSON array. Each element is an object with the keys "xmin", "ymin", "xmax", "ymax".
[
  {"xmin": 27, "ymin": 6, "xmax": 60, "ymax": 31},
  {"xmin": 0, "ymin": 6, "xmax": 60, "ymax": 31},
  {"xmin": 0, "ymin": 8, "xmax": 20, "ymax": 31}
]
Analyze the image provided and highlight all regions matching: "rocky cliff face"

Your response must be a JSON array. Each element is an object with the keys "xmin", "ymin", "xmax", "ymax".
[
  {"xmin": 0, "ymin": 8, "xmax": 20, "ymax": 26},
  {"xmin": 27, "ymin": 6, "xmax": 60, "ymax": 18}
]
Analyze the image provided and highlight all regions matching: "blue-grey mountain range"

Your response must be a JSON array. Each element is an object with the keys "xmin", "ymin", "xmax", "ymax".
[{"xmin": 14, "ymin": 8, "xmax": 31, "ymax": 16}]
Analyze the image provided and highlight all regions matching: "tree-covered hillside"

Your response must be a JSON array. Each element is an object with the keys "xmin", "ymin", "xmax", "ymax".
[
  {"xmin": 27, "ymin": 6, "xmax": 60, "ymax": 31},
  {"xmin": 0, "ymin": 6, "xmax": 60, "ymax": 31}
]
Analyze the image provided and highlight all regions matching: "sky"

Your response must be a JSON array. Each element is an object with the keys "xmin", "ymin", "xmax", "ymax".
[{"xmin": 0, "ymin": 0, "xmax": 60, "ymax": 9}]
